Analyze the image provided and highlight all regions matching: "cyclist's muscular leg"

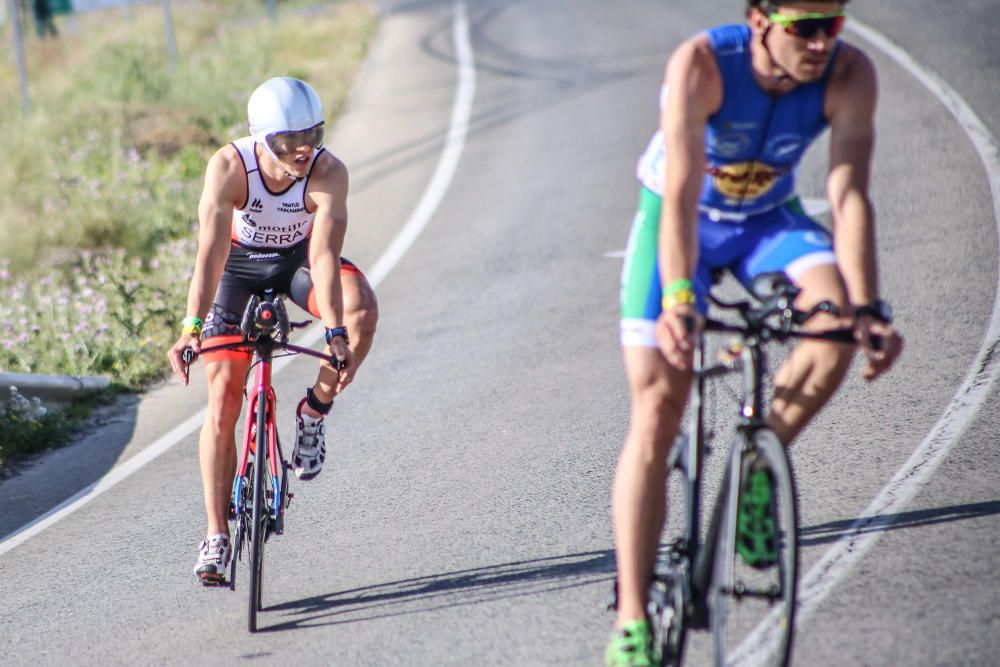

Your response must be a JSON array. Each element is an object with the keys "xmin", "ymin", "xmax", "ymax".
[
  {"xmin": 200, "ymin": 357, "xmax": 252, "ymax": 535},
  {"xmin": 307, "ymin": 268, "xmax": 379, "ymax": 406},
  {"xmin": 612, "ymin": 346, "xmax": 693, "ymax": 624},
  {"xmin": 767, "ymin": 263, "xmax": 854, "ymax": 444}
]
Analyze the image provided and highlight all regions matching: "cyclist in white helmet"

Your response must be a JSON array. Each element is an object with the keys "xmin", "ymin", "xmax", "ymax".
[{"xmin": 167, "ymin": 76, "xmax": 379, "ymax": 583}]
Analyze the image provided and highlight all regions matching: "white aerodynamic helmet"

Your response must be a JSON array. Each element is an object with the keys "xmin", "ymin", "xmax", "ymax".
[{"xmin": 247, "ymin": 77, "xmax": 325, "ymax": 160}]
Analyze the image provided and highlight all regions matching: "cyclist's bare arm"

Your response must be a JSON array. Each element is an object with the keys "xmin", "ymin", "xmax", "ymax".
[
  {"xmin": 824, "ymin": 45, "xmax": 902, "ymax": 379},
  {"xmin": 168, "ymin": 146, "xmax": 243, "ymax": 383},
  {"xmin": 825, "ymin": 44, "xmax": 879, "ymax": 305},
  {"xmin": 655, "ymin": 35, "xmax": 721, "ymax": 368},
  {"xmin": 304, "ymin": 153, "xmax": 356, "ymax": 386}
]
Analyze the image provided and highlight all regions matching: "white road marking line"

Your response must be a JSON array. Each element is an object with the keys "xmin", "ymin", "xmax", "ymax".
[
  {"xmin": 736, "ymin": 17, "xmax": 1000, "ymax": 666},
  {"xmin": 0, "ymin": 1, "xmax": 476, "ymax": 558}
]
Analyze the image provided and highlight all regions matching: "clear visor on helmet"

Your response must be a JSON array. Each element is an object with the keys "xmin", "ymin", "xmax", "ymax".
[{"xmin": 265, "ymin": 122, "xmax": 325, "ymax": 156}]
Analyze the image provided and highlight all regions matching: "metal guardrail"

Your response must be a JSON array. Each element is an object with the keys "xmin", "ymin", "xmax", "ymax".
[{"xmin": 0, "ymin": 372, "xmax": 110, "ymax": 406}]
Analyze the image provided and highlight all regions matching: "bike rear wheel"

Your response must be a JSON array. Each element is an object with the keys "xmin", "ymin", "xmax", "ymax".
[
  {"xmin": 652, "ymin": 429, "xmax": 702, "ymax": 667},
  {"xmin": 230, "ymin": 464, "xmax": 252, "ymax": 591},
  {"xmin": 711, "ymin": 428, "xmax": 798, "ymax": 667},
  {"xmin": 649, "ymin": 569, "xmax": 688, "ymax": 666}
]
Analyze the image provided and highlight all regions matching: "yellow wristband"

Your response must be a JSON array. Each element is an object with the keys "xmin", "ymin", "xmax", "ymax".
[
  {"xmin": 181, "ymin": 316, "xmax": 203, "ymax": 337},
  {"xmin": 662, "ymin": 290, "xmax": 696, "ymax": 312}
]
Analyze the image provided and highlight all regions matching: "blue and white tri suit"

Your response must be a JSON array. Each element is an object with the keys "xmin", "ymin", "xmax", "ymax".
[{"xmin": 620, "ymin": 24, "xmax": 841, "ymax": 348}]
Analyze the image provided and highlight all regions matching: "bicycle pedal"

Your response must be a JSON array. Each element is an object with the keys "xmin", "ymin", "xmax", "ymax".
[{"xmin": 200, "ymin": 576, "xmax": 229, "ymax": 588}]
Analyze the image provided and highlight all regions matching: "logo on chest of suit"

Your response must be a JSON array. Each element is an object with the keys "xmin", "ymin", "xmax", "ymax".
[
  {"xmin": 277, "ymin": 201, "xmax": 305, "ymax": 214},
  {"xmin": 250, "ymin": 198, "xmax": 263, "ymax": 212},
  {"xmin": 765, "ymin": 134, "xmax": 806, "ymax": 162},
  {"xmin": 709, "ymin": 132, "xmax": 753, "ymax": 158},
  {"xmin": 237, "ymin": 217, "xmax": 311, "ymax": 246},
  {"xmin": 706, "ymin": 161, "xmax": 787, "ymax": 201}
]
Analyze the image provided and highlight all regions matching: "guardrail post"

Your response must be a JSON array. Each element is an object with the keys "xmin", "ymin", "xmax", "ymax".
[{"xmin": 8, "ymin": 0, "xmax": 31, "ymax": 112}]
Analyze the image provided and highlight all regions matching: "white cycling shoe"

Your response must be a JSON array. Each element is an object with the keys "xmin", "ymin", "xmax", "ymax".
[
  {"xmin": 292, "ymin": 398, "xmax": 327, "ymax": 481},
  {"xmin": 193, "ymin": 534, "xmax": 231, "ymax": 584}
]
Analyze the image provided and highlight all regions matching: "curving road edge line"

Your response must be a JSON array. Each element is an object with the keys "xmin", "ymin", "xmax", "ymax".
[
  {"xmin": 0, "ymin": 1, "xmax": 476, "ymax": 558},
  {"xmin": 737, "ymin": 18, "xmax": 1000, "ymax": 665}
]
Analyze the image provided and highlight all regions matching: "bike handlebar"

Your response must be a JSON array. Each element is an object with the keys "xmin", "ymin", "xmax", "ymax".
[
  {"xmin": 699, "ymin": 271, "xmax": 876, "ymax": 348},
  {"xmin": 182, "ymin": 334, "xmax": 346, "ymax": 376},
  {"xmin": 181, "ymin": 293, "xmax": 346, "ymax": 379}
]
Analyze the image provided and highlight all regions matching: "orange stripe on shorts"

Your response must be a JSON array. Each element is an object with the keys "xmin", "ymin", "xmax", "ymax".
[{"xmin": 200, "ymin": 334, "xmax": 252, "ymax": 364}]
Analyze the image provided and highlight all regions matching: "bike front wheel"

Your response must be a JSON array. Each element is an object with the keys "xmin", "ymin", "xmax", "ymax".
[
  {"xmin": 711, "ymin": 428, "xmax": 798, "ymax": 667},
  {"xmin": 247, "ymin": 400, "xmax": 269, "ymax": 633}
]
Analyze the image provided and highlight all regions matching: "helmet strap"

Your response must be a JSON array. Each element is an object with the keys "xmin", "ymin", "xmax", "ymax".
[{"xmin": 256, "ymin": 138, "xmax": 316, "ymax": 181}]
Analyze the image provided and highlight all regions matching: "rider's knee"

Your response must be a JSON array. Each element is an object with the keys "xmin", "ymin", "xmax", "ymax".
[
  {"xmin": 346, "ymin": 296, "xmax": 378, "ymax": 341},
  {"xmin": 631, "ymin": 383, "xmax": 686, "ymax": 444},
  {"xmin": 344, "ymin": 280, "xmax": 379, "ymax": 339},
  {"xmin": 206, "ymin": 373, "xmax": 245, "ymax": 427}
]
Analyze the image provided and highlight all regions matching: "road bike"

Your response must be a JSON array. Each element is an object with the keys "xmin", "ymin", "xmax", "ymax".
[
  {"xmin": 610, "ymin": 272, "xmax": 859, "ymax": 666},
  {"xmin": 184, "ymin": 290, "xmax": 340, "ymax": 633}
]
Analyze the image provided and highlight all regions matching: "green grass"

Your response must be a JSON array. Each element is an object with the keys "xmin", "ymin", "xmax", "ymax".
[
  {"xmin": 0, "ymin": 386, "xmax": 115, "ymax": 475},
  {"xmin": 0, "ymin": 0, "xmax": 378, "ymax": 463}
]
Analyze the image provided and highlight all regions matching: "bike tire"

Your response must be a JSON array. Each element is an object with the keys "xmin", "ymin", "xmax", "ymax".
[
  {"xmin": 711, "ymin": 428, "xmax": 798, "ymax": 667},
  {"xmin": 247, "ymin": 398, "xmax": 269, "ymax": 633},
  {"xmin": 653, "ymin": 431, "xmax": 698, "ymax": 667},
  {"xmin": 230, "ymin": 467, "xmax": 251, "ymax": 592}
]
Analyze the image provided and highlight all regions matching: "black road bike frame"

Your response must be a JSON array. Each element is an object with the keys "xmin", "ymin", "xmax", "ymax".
[{"xmin": 611, "ymin": 272, "xmax": 859, "ymax": 667}]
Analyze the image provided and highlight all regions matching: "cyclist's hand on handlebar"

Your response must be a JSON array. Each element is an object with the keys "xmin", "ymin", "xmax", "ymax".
[
  {"xmin": 168, "ymin": 333, "xmax": 202, "ymax": 386},
  {"xmin": 326, "ymin": 337, "xmax": 356, "ymax": 394},
  {"xmin": 656, "ymin": 305, "xmax": 703, "ymax": 371},
  {"xmin": 855, "ymin": 317, "xmax": 903, "ymax": 381}
]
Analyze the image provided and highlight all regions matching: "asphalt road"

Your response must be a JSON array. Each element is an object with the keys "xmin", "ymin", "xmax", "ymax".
[{"xmin": 1, "ymin": 1, "xmax": 998, "ymax": 665}]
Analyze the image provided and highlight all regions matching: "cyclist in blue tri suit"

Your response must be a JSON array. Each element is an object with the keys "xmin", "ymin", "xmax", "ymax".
[
  {"xmin": 609, "ymin": 1, "xmax": 903, "ymax": 663},
  {"xmin": 167, "ymin": 77, "xmax": 379, "ymax": 583}
]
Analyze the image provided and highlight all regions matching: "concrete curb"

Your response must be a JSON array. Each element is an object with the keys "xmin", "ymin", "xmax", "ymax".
[{"xmin": 0, "ymin": 372, "xmax": 110, "ymax": 406}]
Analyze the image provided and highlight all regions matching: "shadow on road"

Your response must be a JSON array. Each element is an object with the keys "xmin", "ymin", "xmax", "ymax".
[
  {"xmin": 256, "ymin": 549, "xmax": 615, "ymax": 632},
  {"xmin": 0, "ymin": 395, "xmax": 139, "ymax": 542},
  {"xmin": 799, "ymin": 500, "xmax": 1000, "ymax": 547}
]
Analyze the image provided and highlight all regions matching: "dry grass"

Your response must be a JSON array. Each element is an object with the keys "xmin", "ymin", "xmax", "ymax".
[{"xmin": 0, "ymin": 0, "xmax": 378, "ymax": 276}]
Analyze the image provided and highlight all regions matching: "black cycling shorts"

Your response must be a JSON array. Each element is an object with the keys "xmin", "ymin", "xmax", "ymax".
[{"xmin": 202, "ymin": 240, "xmax": 362, "ymax": 342}]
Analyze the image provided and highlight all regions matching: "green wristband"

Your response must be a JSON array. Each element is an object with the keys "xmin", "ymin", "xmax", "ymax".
[
  {"xmin": 663, "ymin": 278, "xmax": 694, "ymax": 297},
  {"xmin": 181, "ymin": 316, "xmax": 203, "ymax": 336}
]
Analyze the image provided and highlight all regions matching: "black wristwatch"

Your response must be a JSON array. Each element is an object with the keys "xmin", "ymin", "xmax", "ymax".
[
  {"xmin": 325, "ymin": 326, "xmax": 349, "ymax": 345},
  {"xmin": 854, "ymin": 299, "xmax": 893, "ymax": 324}
]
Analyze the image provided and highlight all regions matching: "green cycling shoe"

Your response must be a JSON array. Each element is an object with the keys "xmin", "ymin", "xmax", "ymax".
[{"xmin": 605, "ymin": 619, "xmax": 660, "ymax": 667}]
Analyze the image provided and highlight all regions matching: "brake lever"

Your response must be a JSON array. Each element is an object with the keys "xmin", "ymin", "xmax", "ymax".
[
  {"xmin": 794, "ymin": 300, "xmax": 840, "ymax": 325},
  {"xmin": 182, "ymin": 348, "xmax": 196, "ymax": 383},
  {"xmin": 707, "ymin": 292, "xmax": 751, "ymax": 312}
]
